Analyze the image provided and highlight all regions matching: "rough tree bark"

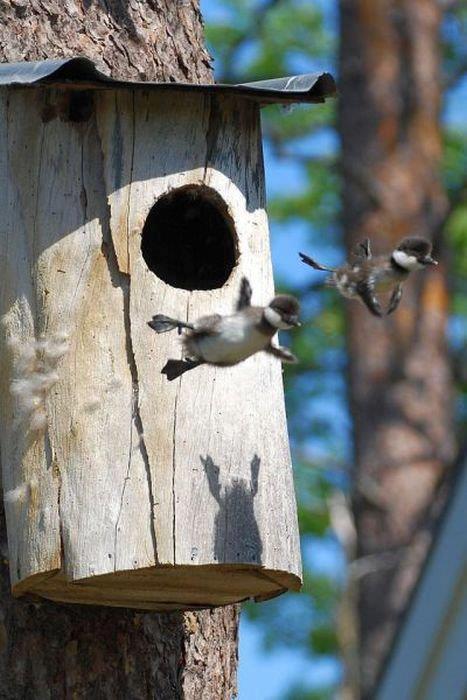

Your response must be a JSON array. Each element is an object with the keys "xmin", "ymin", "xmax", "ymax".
[
  {"xmin": 0, "ymin": 0, "xmax": 212, "ymax": 83},
  {"xmin": 338, "ymin": 1, "xmax": 456, "ymax": 696},
  {"xmin": 0, "ymin": 2, "xmax": 240, "ymax": 698}
]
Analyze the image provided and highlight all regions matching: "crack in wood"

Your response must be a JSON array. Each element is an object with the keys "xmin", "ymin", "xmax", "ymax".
[
  {"xmin": 71, "ymin": 140, "xmax": 93, "ymax": 306},
  {"xmin": 113, "ymin": 417, "xmax": 133, "ymax": 570},
  {"xmin": 132, "ymin": 380, "xmax": 159, "ymax": 564},
  {"xmin": 31, "ymin": 111, "xmax": 45, "ymax": 321},
  {"xmin": 102, "ymin": 230, "xmax": 159, "ymax": 563},
  {"xmin": 125, "ymin": 92, "xmax": 136, "ymax": 273},
  {"xmin": 49, "ymin": 430, "xmax": 65, "ymax": 571},
  {"xmin": 203, "ymin": 94, "xmax": 220, "ymax": 183},
  {"xmin": 98, "ymin": 122, "xmax": 159, "ymax": 563},
  {"xmin": 171, "ymin": 298, "xmax": 191, "ymax": 565},
  {"xmin": 117, "ymin": 271, "xmax": 159, "ymax": 564}
]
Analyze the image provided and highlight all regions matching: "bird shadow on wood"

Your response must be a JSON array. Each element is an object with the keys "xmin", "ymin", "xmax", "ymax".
[{"xmin": 200, "ymin": 454, "xmax": 263, "ymax": 566}]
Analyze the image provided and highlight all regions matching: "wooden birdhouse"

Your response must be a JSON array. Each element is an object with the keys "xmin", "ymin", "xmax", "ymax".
[{"xmin": 0, "ymin": 58, "xmax": 335, "ymax": 610}]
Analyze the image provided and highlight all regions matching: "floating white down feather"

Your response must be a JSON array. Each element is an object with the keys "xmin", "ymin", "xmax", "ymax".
[{"xmin": 8, "ymin": 332, "xmax": 70, "ymax": 436}]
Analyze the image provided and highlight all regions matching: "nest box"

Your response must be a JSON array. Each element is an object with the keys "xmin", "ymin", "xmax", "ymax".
[{"xmin": 0, "ymin": 58, "xmax": 336, "ymax": 610}]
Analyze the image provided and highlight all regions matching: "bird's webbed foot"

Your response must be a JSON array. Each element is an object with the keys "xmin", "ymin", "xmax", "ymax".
[
  {"xmin": 161, "ymin": 358, "xmax": 204, "ymax": 381},
  {"xmin": 265, "ymin": 343, "xmax": 298, "ymax": 364},
  {"xmin": 299, "ymin": 252, "xmax": 333, "ymax": 273},
  {"xmin": 148, "ymin": 315, "xmax": 195, "ymax": 334}
]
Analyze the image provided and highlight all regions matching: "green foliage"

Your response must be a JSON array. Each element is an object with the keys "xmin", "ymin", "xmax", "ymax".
[
  {"xmin": 243, "ymin": 568, "xmax": 339, "ymax": 652},
  {"xmin": 441, "ymin": 3, "xmax": 467, "ymax": 84},
  {"xmin": 443, "ymin": 130, "xmax": 467, "ymax": 190},
  {"xmin": 448, "ymin": 205, "xmax": 467, "ymax": 293},
  {"xmin": 264, "ymin": 103, "xmax": 335, "ymax": 142},
  {"xmin": 444, "ymin": 129, "xmax": 467, "ymax": 304},
  {"xmin": 268, "ymin": 159, "xmax": 339, "ymax": 226},
  {"xmin": 204, "ymin": 0, "xmax": 332, "ymax": 82},
  {"xmin": 310, "ymin": 625, "xmax": 339, "ymax": 655},
  {"xmin": 283, "ymin": 688, "xmax": 335, "ymax": 700},
  {"xmin": 443, "ymin": 126, "xmax": 467, "ymax": 429}
]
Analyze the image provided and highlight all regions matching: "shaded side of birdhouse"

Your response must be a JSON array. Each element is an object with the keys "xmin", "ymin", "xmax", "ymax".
[{"xmin": 0, "ymin": 84, "xmax": 302, "ymax": 609}]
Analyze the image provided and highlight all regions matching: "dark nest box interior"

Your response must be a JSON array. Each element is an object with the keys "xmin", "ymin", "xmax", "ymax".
[
  {"xmin": 141, "ymin": 185, "xmax": 237, "ymax": 290},
  {"xmin": 0, "ymin": 58, "xmax": 336, "ymax": 610}
]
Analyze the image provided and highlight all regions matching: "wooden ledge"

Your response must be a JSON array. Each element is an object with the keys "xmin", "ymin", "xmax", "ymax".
[{"xmin": 13, "ymin": 564, "xmax": 301, "ymax": 611}]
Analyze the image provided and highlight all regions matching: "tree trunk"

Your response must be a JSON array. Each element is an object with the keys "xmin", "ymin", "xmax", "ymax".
[
  {"xmin": 0, "ymin": 3, "xmax": 240, "ymax": 698},
  {"xmin": 338, "ymin": 1, "xmax": 455, "ymax": 695},
  {"xmin": 0, "ymin": 0, "xmax": 212, "ymax": 84}
]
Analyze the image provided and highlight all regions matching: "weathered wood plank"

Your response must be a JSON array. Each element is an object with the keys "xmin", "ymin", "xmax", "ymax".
[
  {"xmin": 32, "ymin": 92, "xmax": 156, "ymax": 580},
  {"xmin": 0, "ymin": 88, "xmax": 62, "ymax": 586},
  {"xmin": 1, "ymin": 88, "xmax": 157, "ymax": 590},
  {"xmin": 28, "ymin": 563, "xmax": 300, "ymax": 609},
  {"xmin": 125, "ymin": 91, "xmax": 210, "ymax": 566},
  {"xmin": 96, "ymin": 89, "xmax": 135, "ymax": 274}
]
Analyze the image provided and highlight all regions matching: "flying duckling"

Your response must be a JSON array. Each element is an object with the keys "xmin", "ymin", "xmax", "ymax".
[
  {"xmin": 148, "ymin": 277, "xmax": 301, "ymax": 380},
  {"xmin": 299, "ymin": 237, "xmax": 438, "ymax": 317}
]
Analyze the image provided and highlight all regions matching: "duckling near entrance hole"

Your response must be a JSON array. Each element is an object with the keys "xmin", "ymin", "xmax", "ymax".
[{"xmin": 148, "ymin": 277, "xmax": 301, "ymax": 380}]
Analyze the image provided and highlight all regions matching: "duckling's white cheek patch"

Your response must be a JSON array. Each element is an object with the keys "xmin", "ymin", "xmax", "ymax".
[
  {"xmin": 265, "ymin": 307, "xmax": 290, "ymax": 329},
  {"xmin": 393, "ymin": 250, "xmax": 421, "ymax": 271}
]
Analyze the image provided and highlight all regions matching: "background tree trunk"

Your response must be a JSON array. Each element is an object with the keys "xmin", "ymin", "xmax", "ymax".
[
  {"xmin": 0, "ymin": 3, "xmax": 240, "ymax": 698},
  {"xmin": 338, "ymin": 0, "xmax": 456, "ymax": 695}
]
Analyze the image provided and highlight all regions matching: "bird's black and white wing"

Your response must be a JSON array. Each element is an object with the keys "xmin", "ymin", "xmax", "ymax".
[
  {"xmin": 350, "ymin": 238, "xmax": 372, "ymax": 268},
  {"xmin": 357, "ymin": 238, "xmax": 372, "ymax": 259},
  {"xmin": 236, "ymin": 277, "xmax": 253, "ymax": 310},
  {"xmin": 356, "ymin": 279, "xmax": 383, "ymax": 317}
]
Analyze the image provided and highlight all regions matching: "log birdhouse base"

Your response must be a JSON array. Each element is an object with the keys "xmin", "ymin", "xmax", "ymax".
[
  {"xmin": 16, "ymin": 566, "xmax": 299, "ymax": 611},
  {"xmin": 0, "ymin": 59, "xmax": 335, "ymax": 611}
]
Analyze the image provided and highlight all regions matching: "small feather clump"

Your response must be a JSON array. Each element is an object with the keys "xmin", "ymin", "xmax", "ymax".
[
  {"xmin": 3, "ymin": 479, "xmax": 37, "ymax": 505},
  {"xmin": 9, "ymin": 332, "xmax": 70, "ymax": 435}
]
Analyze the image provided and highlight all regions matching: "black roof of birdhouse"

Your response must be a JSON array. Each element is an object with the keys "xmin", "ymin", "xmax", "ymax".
[{"xmin": 0, "ymin": 57, "xmax": 336, "ymax": 105}]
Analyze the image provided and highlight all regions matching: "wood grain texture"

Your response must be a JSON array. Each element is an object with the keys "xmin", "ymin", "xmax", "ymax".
[
  {"xmin": 0, "ymin": 85, "xmax": 301, "ymax": 609},
  {"xmin": 0, "ymin": 89, "xmax": 62, "ymax": 587}
]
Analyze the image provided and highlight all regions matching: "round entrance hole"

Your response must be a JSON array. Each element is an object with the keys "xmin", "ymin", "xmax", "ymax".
[{"xmin": 141, "ymin": 186, "xmax": 237, "ymax": 290}]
